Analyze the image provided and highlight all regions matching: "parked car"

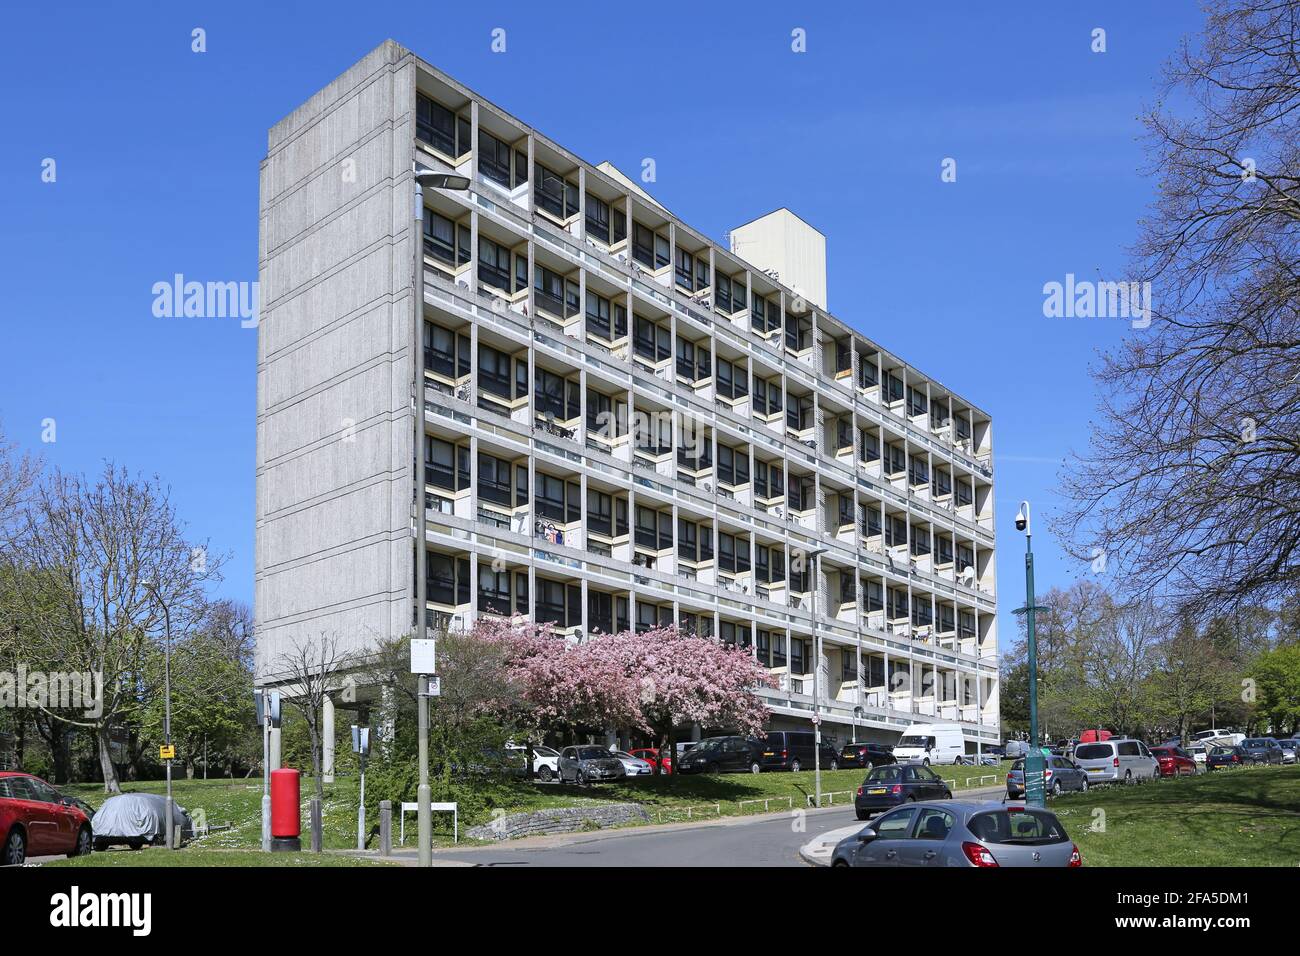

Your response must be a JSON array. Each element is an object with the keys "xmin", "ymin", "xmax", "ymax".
[
  {"xmin": 0, "ymin": 772, "xmax": 94, "ymax": 864},
  {"xmin": 839, "ymin": 741, "xmax": 896, "ymax": 770},
  {"xmin": 1078, "ymin": 729, "xmax": 1114, "ymax": 744},
  {"xmin": 983, "ymin": 745, "xmax": 1007, "ymax": 760},
  {"xmin": 1205, "ymin": 745, "xmax": 1257, "ymax": 770},
  {"xmin": 557, "ymin": 746, "xmax": 626, "ymax": 786},
  {"xmin": 1193, "ymin": 729, "xmax": 1245, "ymax": 747},
  {"xmin": 753, "ymin": 731, "xmax": 839, "ymax": 773},
  {"xmin": 1185, "ymin": 744, "xmax": 1208, "ymax": 767},
  {"xmin": 1240, "ymin": 738, "xmax": 1284, "ymax": 765},
  {"xmin": 1277, "ymin": 739, "xmax": 1299, "ymax": 765},
  {"xmin": 628, "ymin": 747, "xmax": 672, "ymax": 774},
  {"xmin": 1072, "ymin": 739, "xmax": 1159, "ymax": 785},
  {"xmin": 1006, "ymin": 755, "xmax": 1089, "ymax": 799},
  {"xmin": 608, "ymin": 749, "xmax": 655, "ymax": 777},
  {"xmin": 505, "ymin": 743, "xmax": 561, "ymax": 781},
  {"xmin": 1004, "ymin": 740, "xmax": 1031, "ymax": 761},
  {"xmin": 893, "ymin": 724, "xmax": 966, "ymax": 765},
  {"xmin": 92, "ymin": 792, "xmax": 193, "ymax": 851},
  {"xmin": 854, "ymin": 763, "xmax": 953, "ymax": 819},
  {"xmin": 831, "ymin": 800, "xmax": 1082, "ymax": 868},
  {"xmin": 1149, "ymin": 746, "xmax": 1198, "ymax": 777},
  {"xmin": 676, "ymin": 736, "xmax": 761, "ymax": 774}
]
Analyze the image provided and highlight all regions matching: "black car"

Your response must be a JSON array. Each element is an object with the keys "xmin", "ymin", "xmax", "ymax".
[
  {"xmin": 755, "ymin": 731, "xmax": 839, "ymax": 772},
  {"xmin": 1206, "ymin": 745, "xmax": 1258, "ymax": 770},
  {"xmin": 676, "ymin": 736, "xmax": 764, "ymax": 774},
  {"xmin": 840, "ymin": 741, "xmax": 897, "ymax": 770},
  {"xmin": 854, "ymin": 763, "xmax": 953, "ymax": 820}
]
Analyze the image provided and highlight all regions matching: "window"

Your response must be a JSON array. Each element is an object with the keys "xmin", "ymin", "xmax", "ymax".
[
  {"xmin": 957, "ymin": 543, "xmax": 974, "ymax": 572},
  {"xmin": 787, "ymin": 474, "xmax": 813, "ymax": 512},
  {"xmin": 841, "ymin": 651, "xmax": 857, "ymax": 683},
  {"xmin": 865, "ymin": 579, "xmax": 884, "ymax": 612},
  {"xmin": 717, "ymin": 444, "xmax": 749, "ymax": 487},
  {"xmin": 752, "ymin": 375, "xmax": 782, "ymax": 416},
  {"xmin": 586, "ymin": 292, "xmax": 627, "ymax": 341},
  {"xmin": 859, "ymin": 429, "xmax": 880, "ymax": 463},
  {"xmin": 909, "ymin": 454, "xmax": 930, "ymax": 487},
  {"xmin": 959, "ymin": 610, "xmax": 976, "ymax": 640},
  {"xmin": 479, "ymin": 129, "xmax": 525, "ymax": 188},
  {"xmin": 423, "ymin": 209, "xmax": 470, "ymax": 267},
  {"xmin": 883, "ymin": 370, "xmax": 905, "ymax": 403},
  {"xmin": 786, "ymin": 393, "xmax": 813, "ymax": 431},
  {"xmin": 911, "ymin": 596, "xmax": 933, "ymax": 627},
  {"xmin": 676, "ymin": 248, "xmax": 708, "ymax": 292},
  {"xmin": 536, "ymin": 474, "xmax": 580, "ymax": 522},
  {"xmin": 633, "ymin": 315, "xmax": 670, "ymax": 362},
  {"xmin": 587, "ymin": 390, "xmax": 626, "ymax": 438},
  {"xmin": 715, "ymin": 359, "xmax": 748, "ymax": 400},
  {"xmin": 586, "ymin": 194, "xmax": 611, "ymax": 242},
  {"xmin": 632, "ymin": 223, "xmax": 668, "ymax": 269},
  {"xmin": 477, "ymin": 564, "xmax": 516, "ymax": 615},
  {"xmin": 756, "ymin": 544, "xmax": 784, "ymax": 583},
  {"xmin": 888, "ymin": 589, "xmax": 908, "ymax": 620},
  {"xmin": 838, "ymin": 572, "xmax": 856, "ymax": 606},
  {"xmin": 751, "ymin": 293, "xmax": 780, "ymax": 334},
  {"xmin": 424, "ymin": 437, "xmax": 467, "ymax": 491},
  {"xmin": 785, "ymin": 313, "xmax": 810, "ymax": 351},
  {"xmin": 478, "ymin": 344, "xmax": 516, "ymax": 401},
  {"xmin": 858, "ymin": 355, "xmax": 878, "ymax": 389},
  {"xmin": 860, "ymin": 504, "xmax": 882, "ymax": 537},
  {"xmin": 588, "ymin": 490, "xmax": 615, "ymax": 536},
  {"xmin": 534, "ymin": 266, "xmax": 580, "ymax": 318},
  {"xmin": 478, "ymin": 236, "xmax": 517, "ymax": 293},
  {"xmin": 426, "ymin": 552, "xmax": 469, "ymax": 606},
  {"xmin": 906, "ymin": 385, "xmax": 928, "ymax": 418},
  {"xmin": 718, "ymin": 532, "xmax": 750, "ymax": 573},
  {"xmin": 416, "ymin": 94, "xmax": 470, "ymax": 157},
  {"xmin": 536, "ymin": 579, "xmax": 581, "ymax": 627},
  {"xmin": 790, "ymin": 638, "xmax": 807, "ymax": 674},
  {"xmin": 715, "ymin": 273, "xmax": 746, "ymax": 314},
  {"xmin": 956, "ymin": 481, "xmax": 973, "ymax": 507},
  {"xmin": 936, "ymin": 536, "xmax": 954, "ymax": 565},
  {"xmin": 754, "ymin": 460, "xmax": 782, "ymax": 500},
  {"xmin": 635, "ymin": 506, "xmax": 672, "ymax": 550},
  {"xmin": 535, "ymin": 369, "xmax": 579, "ymax": 420},
  {"xmin": 588, "ymin": 590, "xmax": 616, "ymax": 633},
  {"xmin": 934, "ymin": 468, "xmax": 952, "ymax": 498},
  {"xmin": 424, "ymin": 322, "xmax": 470, "ymax": 379},
  {"xmin": 886, "ymin": 514, "xmax": 908, "ymax": 548},
  {"xmin": 535, "ymin": 163, "xmax": 578, "ymax": 219},
  {"xmin": 675, "ymin": 337, "xmax": 711, "ymax": 382},
  {"xmin": 756, "ymin": 629, "xmax": 772, "ymax": 666},
  {"xmin": 885, "ymin": 443, "xmax": 906, "ymax": 475},
  {"xmin": 477, "ymin": 453, "xmax": 518, "ymax": 507}
]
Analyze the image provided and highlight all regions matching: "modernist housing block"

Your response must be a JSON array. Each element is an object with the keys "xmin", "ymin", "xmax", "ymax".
[{"xmin": 256, "ymin": 40, "xmax": 999, "ymax": 752}]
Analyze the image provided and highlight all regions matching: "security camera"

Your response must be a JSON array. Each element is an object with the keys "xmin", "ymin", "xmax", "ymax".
[{"xmin": 1014, "ymin": 501, "xmax": 1030, "ymax": 533}]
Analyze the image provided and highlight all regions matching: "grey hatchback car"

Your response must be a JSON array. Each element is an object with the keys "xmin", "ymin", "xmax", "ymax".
[
  {"xmin": 1006, "ymin": 755, "xmax": 1089, "ymax": 799},
  {"xmin": 831, "ymin": 800, "xmax": 1082, "ymax": 868},
  {"xmin": 557, "ymin": 745, "xmax": 627, "ymax": 786}
]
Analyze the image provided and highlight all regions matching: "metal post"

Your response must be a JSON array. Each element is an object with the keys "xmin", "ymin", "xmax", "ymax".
[
  {"xmin": 1022, "ymin": 506, "xmax": 1046, "ymax": 808},
  {"xmin": 261, "ymin": 716, "xmax": 271, "ymax": 852},
  {"xmin": 148, "ymin": 588, "xmax": 176, "ymax": 852},
  {"xmin": 413, "ymin": 171, "xmax": 427, "ymax": 647},
  {"xmin": 417, "ymin": 684, "xmax": 431, "ymax": 867},
  {"xmin": 357, "ymin": 760, "xmax": 366, "ymax": 851},
  {"xmin": 379, "ymin": 800, "xmax": 392, "ymax": 857},
  {"xmin": 811, "ymin": 551, "xmax": 822, "ymax": 809}
]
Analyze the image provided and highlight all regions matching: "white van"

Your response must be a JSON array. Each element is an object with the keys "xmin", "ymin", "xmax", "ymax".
[
  {"xmin": 1073, "ymin": 738, "xmax": 1159, "ymax": 784},
  {"xmin": 1192, "ymin": 729, "xmax": 1244, "ymax": 748},
  {"xmin": 894, "ymin": 724, "xmax": 966, "ymax": 765}
]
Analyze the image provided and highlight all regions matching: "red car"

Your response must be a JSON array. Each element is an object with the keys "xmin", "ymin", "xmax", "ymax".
[
  {"xmin": 0, "ymin": 772, "xmax": 94, "ymax": 864},
  {"xmin": 629, "ymin": 748, "xmax": 672, "ymax": 775},
  {"xmin": 1149, "ymin": 746, "xmax": 1197, "ymax": 777}
]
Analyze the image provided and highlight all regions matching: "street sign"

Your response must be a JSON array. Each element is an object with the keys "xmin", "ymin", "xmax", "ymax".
[
  {"xmin": 425, "ymin": 676, "xmax": 441, "ymax": 697},
  {"xmin": 268, "ymin": 690, "xmax": 281, "ymax": 727},
  {"xmin": 410, "ymin": 638, "xmax": 436, "ymax": 675},
  {"xmin": 159, "ymin": 745, "xmax": 176, "ymax": 760},
  {"xmin": 254, "ymin": 689, "xmax": 265, "ymax": 727},
  {"xmin": 351, "ymin": 725, "xmax": 370, "ymax": 756}
]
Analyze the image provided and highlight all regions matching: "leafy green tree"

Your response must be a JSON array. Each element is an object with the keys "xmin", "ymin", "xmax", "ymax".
[{"xmin": 1249, "ymin": 645, "xmax": 1300, "ymax": 736}]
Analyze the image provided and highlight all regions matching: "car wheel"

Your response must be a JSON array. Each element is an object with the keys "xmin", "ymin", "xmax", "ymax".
[
  {"xmin": 538, "ymin": 765, "xmax": 553, "ymax": 782},
  {"xmin": 905, "ymin": 794, "xmax": 917, "ymax": 803},
  {"xmin": 864, "ymin": 761, "xmax": 873, "ymax": 774},
  {"xmin": 790, "ymin": 758, "xmax": 802, "ymax": 773},
  {"xmin": 129, "ymin": 839, "xmax": 145, "ymax": 851},
  {"xmin": 832, "ymin": 859, "xmax": 851, "ymax": 867},
  {"xmin": 855, "ymin": 810, "xmax": 869, "ymax": 821},
  {"xmin": 707, "ymin": 762, "xmax": 720, "ymax": 775},
  {"xmin": 829, "ymin": 759, "xmax": 838, "ymax": 771},
  {"xmin": 1080, "ymin": 776, "xmax": 1089, "ymax": 793},
  {"xmin": 68, "ymin": 826, "xmax": 92, "ymax": 858},
  {"xmin": 1124, "ymin": 770, "xmax": 1134, "ymax": 785},
  {"xmin": 750, "ymin": 761, "xmax": 761, "ymax": 774},
  {"xmin": 1051, "ymin": 780, "xmax": 1062, "ymax": 797},
  {"xmin": 3, "ymin": 827, "xmax": 25, "ymax": 866},
  {"xmin": 922, "ymin": 758, "xmax": 930, "ymax": 767}
]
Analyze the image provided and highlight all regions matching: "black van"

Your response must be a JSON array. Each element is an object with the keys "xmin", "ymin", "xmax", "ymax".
[
  {"xmin": 757, "ymin": 731, "xmax": 840, "ymax": 772},
  {"xmin": 675, "ymin": 736, "xmax": 763, "ymax": 774}
]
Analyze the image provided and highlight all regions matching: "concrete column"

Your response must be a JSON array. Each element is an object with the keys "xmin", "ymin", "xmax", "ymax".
[{"xmin": 322, "ymin": 694, "xmax": 336, "ymax": 783}]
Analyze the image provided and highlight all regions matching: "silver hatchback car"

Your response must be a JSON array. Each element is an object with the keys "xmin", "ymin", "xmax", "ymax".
[{"xmin": 831, "ymin": 800, "xmax": 1081, "ymax": 867}]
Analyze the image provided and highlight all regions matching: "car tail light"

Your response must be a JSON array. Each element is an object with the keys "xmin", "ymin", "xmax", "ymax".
[
  {"xmin": 1232, "ymin": 755, "xmax": 1240, "ymax": 762},
  {"xmin": 1045, "ymin": 769, "xmax": 1053, "ymax": 780},
  {"xmin": 890, "ymin": 785, "xmax": 902, "ymax": 795},
  {"xmin": 961, "ymin": 842, "xmax": 999, "ymax": 867},
  {"xmin": 1113, "ymin": 756, "xmax": 1120, "ymax": 768},
  {"xmin": 1068, "ymin": 844, "xmax": 1083, "ymax": 867},
  {"xmin": 856, "ymin": 786, "xmax": 864, "ymax": 796},
  {"xmin": 781, "ymin": 749, "xmax": 788, "ymax": 759}
]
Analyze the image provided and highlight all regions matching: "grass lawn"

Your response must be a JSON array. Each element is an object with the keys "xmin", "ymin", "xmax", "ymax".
[
  {"xmin": 45, "ymin": 848, "xmax": 393, "ymax": 868},
  {"xmin": 1053, "ymin": 765, "xmax": 1300, "ymax": 866}
]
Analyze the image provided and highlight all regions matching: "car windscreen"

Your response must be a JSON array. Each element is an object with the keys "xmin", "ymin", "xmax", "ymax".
[
  {"xmin": 864, "ymin": 767, "xmax": 903, "ymax": 783},
  {"xmin": 577, "ymin": 748, "xmax": 610, "ymax": 760},
  {"xmin": 1074, "ymin": 744, "xmax": 1112, "ymax": 760},
  {"xmin": 534, "ymin": 747, "xmax": 559, "ymax": 757},
  {"xmin": 897, "ymin": 736, "xmax": 930, "ymax": 748},
  {"xmin": 1243, "ymin": 739, "xmax": 1269, "ymax": 747},
  {"xmin": 1010, "ymin": 759, "xmax": 1025, "ymax": 771},
  {"xmin": 968, "ymin": 809, "xmax": 1069, "ymax": 845}
]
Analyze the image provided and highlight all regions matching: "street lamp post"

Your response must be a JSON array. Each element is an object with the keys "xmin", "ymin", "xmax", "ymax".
[
  {"xmin": 1015, "ymin": 501, "xmax": 1046, "ymax": 808},
  {"xmin": 143, "ymin": 583, "xmax": 176, "ymax": 850},
  {"xmin": 808, "ymin": 547, "xmax": 827, "ymax": 808},
  {"xmin": 411, "ymin": 165, "xmax": 470, "ymax": 869}
]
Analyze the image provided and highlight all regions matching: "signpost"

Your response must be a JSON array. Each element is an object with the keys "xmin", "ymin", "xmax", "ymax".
[
  {"xmin": 158, "ymin": 745, "xmax": 175, "ymax": 761},
  {"xmin": 352, "ymin": 725, "xmax": 371, "ymax": 850},
  {"xmin": 411, "ymin": 639, "xmax": 436, "ymax": 868},
  {"xmin": 256, "ymin": 689, "xmax": 281, "ymax": 851}
]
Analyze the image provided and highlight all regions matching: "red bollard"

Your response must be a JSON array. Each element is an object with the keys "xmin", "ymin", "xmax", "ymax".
[{"xmin": 269, "ymin": 768, "xmax": 302, "ymax": 852}]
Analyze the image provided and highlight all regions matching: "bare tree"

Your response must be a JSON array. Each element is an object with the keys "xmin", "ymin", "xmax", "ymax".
[
  {"xmin": 10, "ymin": 465, "xmax": 221, "ymax": 792},
  {"xmin": 1056, "ymin": 0, "xmax": 1300, "ymax": 618},
  {"xmin": 0, "ymin": 423, "xmax": 39, "ymax": 552},
  {"xmin": 276, "ymin": 633, "xmax": 356, "ymax": 816}
]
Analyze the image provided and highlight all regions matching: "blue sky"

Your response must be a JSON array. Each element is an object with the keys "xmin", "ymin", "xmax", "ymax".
[{"xmin": 0, "ymin": 1, "xmax": 1206, "ymax": 649}]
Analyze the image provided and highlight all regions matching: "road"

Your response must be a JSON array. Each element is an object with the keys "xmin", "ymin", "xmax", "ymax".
[{"xmin": 426, "ymin": 805, "xmax": 860, "ymax": 867}]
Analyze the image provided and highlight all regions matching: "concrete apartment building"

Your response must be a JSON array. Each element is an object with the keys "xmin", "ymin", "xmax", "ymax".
[{"xmin": 256, "ymin": 40, "xmax": 1000, "ymax": 754}]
